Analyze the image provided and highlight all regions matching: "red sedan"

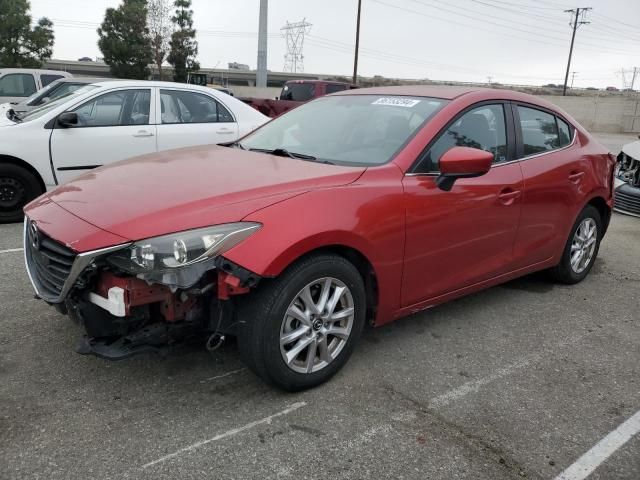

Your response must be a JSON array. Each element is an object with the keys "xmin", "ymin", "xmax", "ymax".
[{"xmin": 24, "ymin": 86, "xmax": 615, "ymax": 390}]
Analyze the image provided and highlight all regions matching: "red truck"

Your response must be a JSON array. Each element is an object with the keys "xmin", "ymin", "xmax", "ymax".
[{"xmin": 241, "ymin": 79, "xmax": 358, "ymax": 117}]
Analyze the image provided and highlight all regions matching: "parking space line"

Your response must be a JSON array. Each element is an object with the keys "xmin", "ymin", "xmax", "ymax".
[
  {"xmin": 429, "ymin": 333, "xmax": 586, "ymax": 409},
  {"xmin": 141, "ymin": 401, "xmax": 307, "ymax": 469},
  {"xmin": 202, "ymin": 367, "xmax": 247, "ymax": 382},
  {"xmin": 0, "ymin": 248, "xmax": 23, "ymax": 254},
  {"xmin": 554, "ymin": 409, "xmax": 640, "ymax": 480}
]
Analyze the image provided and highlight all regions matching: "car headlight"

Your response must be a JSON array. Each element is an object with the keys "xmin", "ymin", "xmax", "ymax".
[{"xmin": 107, "ymin": 222, "xmax": 261, "ymax": 274}]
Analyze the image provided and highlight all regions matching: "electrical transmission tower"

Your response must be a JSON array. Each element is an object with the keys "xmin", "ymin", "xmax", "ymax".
[
  {"xmin": 562, "ymin": 7, "xmax": 591, "ymax": 96},
  {"xmin": 281, "ymin": 19, "xmax": 312, "ymax": 73}
]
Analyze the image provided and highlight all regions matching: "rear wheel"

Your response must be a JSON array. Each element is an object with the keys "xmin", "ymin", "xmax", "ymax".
[
  {"xmin": 550, "ymin": 205, "xmax": 602, "ymax": 284},
  {"xmin": 0, "ymin": 164, "xmax": 42, "ymax": 223},
  {"xmin": 237, "ymin": 254, "xmax": 366, "ymax": 391}
]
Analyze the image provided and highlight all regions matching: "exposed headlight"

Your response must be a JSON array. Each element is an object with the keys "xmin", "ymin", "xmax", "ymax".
[{"xmin": 107, "ymin": 222, "xmax": 261, "ymax": 274}]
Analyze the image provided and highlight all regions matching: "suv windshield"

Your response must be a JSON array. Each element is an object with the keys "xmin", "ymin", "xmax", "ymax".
[
  {"xmin": 280, "ymin": 83, "xmax": 316, "ymax": 101},
  {"xmin": 240, "ymin": 95, "xmax": 447, "ymax": 166}
]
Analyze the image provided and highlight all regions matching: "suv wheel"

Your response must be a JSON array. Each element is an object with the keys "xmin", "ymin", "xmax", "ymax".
[{"xmin": 237, "ymin": 254, "xmax": 366, "ymax": 391}]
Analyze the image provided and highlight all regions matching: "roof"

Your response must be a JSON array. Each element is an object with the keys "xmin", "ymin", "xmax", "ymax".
[{"xmin": 336, "ymin": 85, "xmax": 483, "ymax": 99}]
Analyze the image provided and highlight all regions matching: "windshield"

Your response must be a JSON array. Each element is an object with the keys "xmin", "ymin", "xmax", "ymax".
[
  {"xmin": 24, "ymin": 81, "xmax": 59, "ymax": 105},
  {"xmin": 17, "ymin": 85, "xmax": 99, "ymax": 123},
  {"xmin": 280, "ymin": 83, "xmax": 316, "ymax": 101},
  {"xmin": 240, "ymin": 95, "xmax": 447, "ymax": 166}
]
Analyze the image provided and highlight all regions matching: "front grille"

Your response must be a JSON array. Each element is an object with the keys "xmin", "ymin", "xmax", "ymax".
[
  {"xmin": 614, "ymin": 188, "xmax": 640, "ymax": 216},
  {"xmin": 25, "ymin": 220, "xmax": 77, "ymax": 301}
]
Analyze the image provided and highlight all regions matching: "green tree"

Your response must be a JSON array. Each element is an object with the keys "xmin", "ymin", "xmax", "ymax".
[
  {"xmin": 167, "ymin": 0, "xmax": 199, "ymax": 83},
  {"xmin": 97, "ymin": 0, "xmax": 152, "ymax": 79},
  {"xmin": 0, "ymin": 0, "xmax": 54, "ymax": 68},
  {"xmin": 147, "ymin": 0, "xmax": 173, "ymax": 80}
]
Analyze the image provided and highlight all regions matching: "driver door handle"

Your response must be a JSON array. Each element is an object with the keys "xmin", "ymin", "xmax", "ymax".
[
  {"xmin": 133, "ymin": 130, "xmax": 154, "ymax": 138},
  {"xmin": 498, "ymin": 188, "xmax": 522, "ymax": 205}
]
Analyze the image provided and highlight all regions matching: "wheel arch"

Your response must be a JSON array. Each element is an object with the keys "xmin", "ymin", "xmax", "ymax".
[
  {"xmin": 0, "ymin": 154, "xmax": 47, "ymax": 194},
  {"xmin": 249, "ymin": 238, "xmax": 381, "ymax": 325},
  {"xmin": 585, "ymin": 195, "xmax": 611, "ymax": 235}
]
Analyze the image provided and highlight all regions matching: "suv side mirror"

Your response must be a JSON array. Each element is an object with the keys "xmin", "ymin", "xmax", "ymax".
[
  {"xmin": 57, "ymin": 111, "xmax": 79, "ymax": 128},
  {"xmin": 436, "ymin": 146, "xmax": 494, "ymax": 191}
]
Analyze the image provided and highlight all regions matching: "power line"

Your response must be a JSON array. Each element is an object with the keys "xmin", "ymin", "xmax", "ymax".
[{"xmin": 370, "ymin": 0, "xmax": 639, "ymax": 56}]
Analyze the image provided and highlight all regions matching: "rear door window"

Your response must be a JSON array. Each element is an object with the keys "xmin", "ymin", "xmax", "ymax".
[
  {"xmin": 160, "ymin": 89, "xmax": 234, "ymax": 124},
  {"xmin": 0, "ymin": 74, "xmax": 37, "ymax": 97},
  {"xmin": 517, "ymin": 106, "xmax": 560, "ymax": 156},
  {"xmin": 557, "ymin": 117, "xmax": 572, "ymax": 147}
]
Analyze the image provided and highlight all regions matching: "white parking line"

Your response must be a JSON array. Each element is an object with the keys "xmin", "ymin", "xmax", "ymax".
[
  {"xmin": 141, "ymin": 401, "xmax": 307, "ymax": 469},
  {"xmin": 202, "ymin": 367, "xmax": 246, "ymax": 382},
  {"xmin": 428, "ymin": 333, "xmax": 586, "ymax": 409},
  {"xmin": 0, "ymin": 248, "xmax": 23, "ymax": 254},
  {"xmin": 554, "ymin": 410, "xmax": 640, "ymax": 480}
]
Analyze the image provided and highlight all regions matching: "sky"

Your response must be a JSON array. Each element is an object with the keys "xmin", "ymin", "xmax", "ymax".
[{"xmin": 27, "ymin": 0, "xmax": 640, "ymax": 89}]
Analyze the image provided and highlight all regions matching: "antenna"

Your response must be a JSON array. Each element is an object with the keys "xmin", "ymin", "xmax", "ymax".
[{"xmin": 281, "ymin": 19, "xmax": 312, "ymax": 73}]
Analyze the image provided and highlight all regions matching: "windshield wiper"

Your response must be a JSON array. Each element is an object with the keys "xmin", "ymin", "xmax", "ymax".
[{"xmin": 249, "ymin": 147, "xmax": 318, "ymax": 161}]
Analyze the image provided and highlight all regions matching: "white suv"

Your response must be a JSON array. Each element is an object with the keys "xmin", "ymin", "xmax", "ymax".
[{"xmin": 0, "ymin": 69, "xmax": 72, "ymax": 104}]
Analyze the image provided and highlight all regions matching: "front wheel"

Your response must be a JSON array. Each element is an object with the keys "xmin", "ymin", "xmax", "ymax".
[
  {"xmin": 0, "ymin": 164, "xmax": 42, "ymax": 223},
  {"xmin": 550, "ymin": 205, "xmax": 602, "ymax": 284},
  {"xmin": 237, "ymin": 254, "xmax": 366, "ymax": 391}
]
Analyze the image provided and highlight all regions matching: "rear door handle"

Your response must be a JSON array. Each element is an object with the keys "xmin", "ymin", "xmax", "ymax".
[
  {"xmin": 569, "ymin": 171, "xmax": 585, "ymax": 183},
  {"xmin": 216, "ymin": 129, "xmax": 235, "ymax": 135},
  {"xmin": 133, "ymin": 130, "xmax": 154, "ymax": 138},
  {"xmin": 498, "ymin": 188, "xmax": 521, "ymax": 205}
]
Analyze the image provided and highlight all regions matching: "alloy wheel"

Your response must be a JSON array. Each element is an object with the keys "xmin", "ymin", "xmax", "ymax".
[
  {"xmin": 570, "ymin": 217, "xmax": 598, "ymax": 274},
  {"xmin": 280, "ymin": 277, "xmax": 355, "ymax": 374}
]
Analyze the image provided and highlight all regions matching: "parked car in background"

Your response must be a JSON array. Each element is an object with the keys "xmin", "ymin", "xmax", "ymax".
[
  {"xmin": 22, "ymin": 86, "xmax": 615, "ymax": 390},
  {"xmin": 614, "ymin": 138, "xmax": 640, "ymax": 217},
  {"xmin": 0, "ymin": 69, "xmax": 72, "ymax": 104},
  {"xmin": 0, "ymin": 80, "xmax": 268, "ymax": 221},
  {"xmin": 0, "ymin": 77, "xmax": 111, "ymax": 116},
  {"xmin": 241, "ymin": 79, "xmax": 358, "ymax": 117}
]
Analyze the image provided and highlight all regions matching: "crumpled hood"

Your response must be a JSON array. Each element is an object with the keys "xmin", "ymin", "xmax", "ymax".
[
  {"xmin": 44, "ymin": 144, "xmax": 365, "ymax": 241},
  {"xmin": 622, "ymin": 140, "xmax": 640, "ymax": 160}
]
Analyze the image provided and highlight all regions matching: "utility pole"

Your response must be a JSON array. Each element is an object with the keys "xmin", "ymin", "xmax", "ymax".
[
  {"xmin": 256, "ymin": 0, "xmax": 268, "ymax": 88},
  {"xmin": 631, "ymin": 67, "xmax": 639, "ymax": 91},
  {"xmin": 562, "ymin": 7, "xmax": 591, "ymax": 96},
  {"xmin": 570, "ymin": 71, "xmax": 578, "ymax": 89},
  {"xmin": 487, "ymin": 76, "xmax": 493, "ymax": 85},
  {"xmin": 353, "ymin": 0, "xmax": 362, "ymax": 85}
]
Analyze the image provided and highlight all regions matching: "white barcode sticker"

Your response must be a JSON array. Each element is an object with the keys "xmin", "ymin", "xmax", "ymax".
[{"xmin": 371, "ymin": 97, "xmax": 421, "ymax": 108}]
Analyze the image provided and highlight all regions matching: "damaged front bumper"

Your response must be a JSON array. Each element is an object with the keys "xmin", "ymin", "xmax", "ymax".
[{"xmin": 23, "ymin": 217, "xmax": 261, "ymax": 360}]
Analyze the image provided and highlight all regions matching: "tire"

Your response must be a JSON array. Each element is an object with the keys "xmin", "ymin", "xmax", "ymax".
[
  {"xmin": 550, "ymin": 205, "xmax": 602, "ymax": 284},
  {"xmin": 0, "ymin": 163, "xmax": 42, "ymax": 223},
  {"xmin": 237, "ymin": 253, "xmax": 366, "ymax": 391}
]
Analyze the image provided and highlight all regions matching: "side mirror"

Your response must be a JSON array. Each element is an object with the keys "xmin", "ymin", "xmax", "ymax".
[
  {"xmin": 436, "ymin": 146, "xmax": 494, "ymax": 191},
  {"xmin": 40, "ymin": 96, "xmax": 51, "ymax": 105},
  {"xmin": 57, "ymin": 111, "xmax": 79, "ymax": 128}
]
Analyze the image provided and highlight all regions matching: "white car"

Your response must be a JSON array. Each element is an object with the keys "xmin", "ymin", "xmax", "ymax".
[{"xmin": 0, "ymin": 80, "xmax": 269, "ymax": 221}]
